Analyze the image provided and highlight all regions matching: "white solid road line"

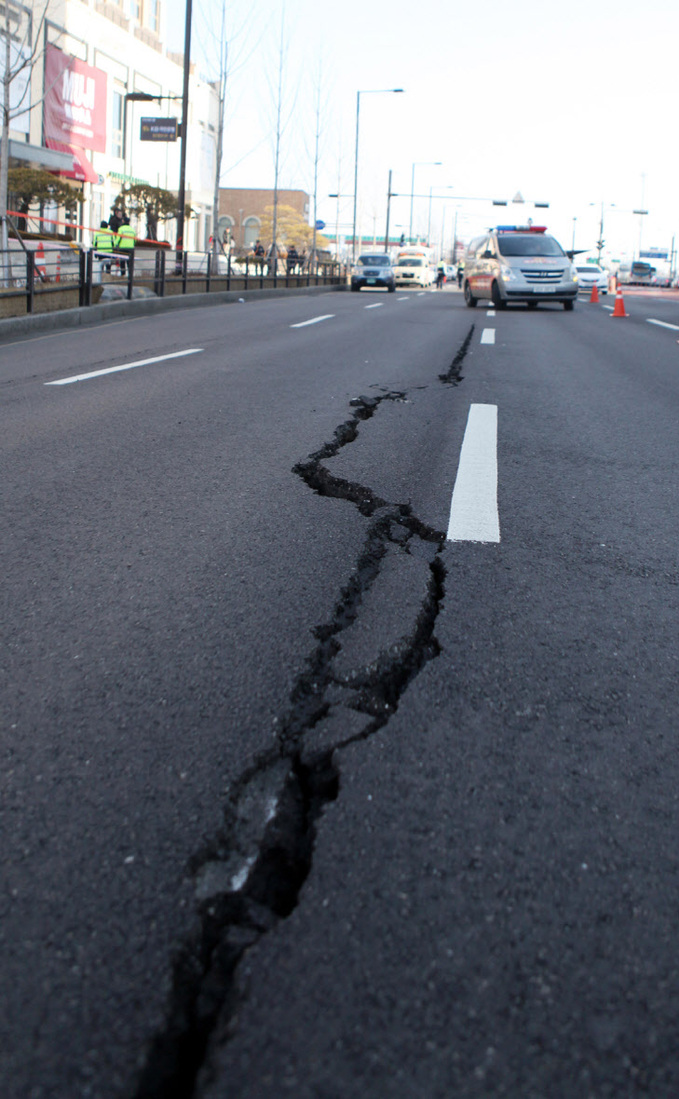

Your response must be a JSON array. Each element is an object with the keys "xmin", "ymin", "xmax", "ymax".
[
  {"xmin": 480, "ymin": 328, "xmax": 496, "ymax": 344},
  {"xmin": 290, "ymin": 314, "xmax": 335, "ymax": 328},
  {"xmin": 648, "ymin": 318, "xmax": 679, "ymax": 331},
  {"xmin": 364, "ymin": 303, "xmax": 384, "ymax": 309},
  {"xmin": 447, "ymin": 404, "xmax": 500, "ymax": 543},
  {"xmin": 45, "ymin": 348, "xmax": 204, "ymax": 386}
]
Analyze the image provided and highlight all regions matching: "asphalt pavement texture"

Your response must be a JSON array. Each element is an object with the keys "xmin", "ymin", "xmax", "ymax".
[{"xmin": 4, "ymin": 285, "xmax": 679, "ymax": 1097}]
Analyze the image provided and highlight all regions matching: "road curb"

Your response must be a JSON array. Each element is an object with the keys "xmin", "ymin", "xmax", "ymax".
[{"xmin": 0, "ymin": 283, "xmax": 348, "ymax": 343}]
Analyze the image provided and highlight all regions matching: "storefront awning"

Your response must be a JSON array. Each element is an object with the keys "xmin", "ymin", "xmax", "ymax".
[
  {"xmin": 8, "ymin": 139, "xmax": 73, "ymax": 172},
  {"xmin": 45, "ymin": 140, "xmax": 99, "ymax": 184}
]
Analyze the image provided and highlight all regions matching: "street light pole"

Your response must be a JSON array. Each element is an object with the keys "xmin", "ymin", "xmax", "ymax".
[
  {"xmin": 351, "ymin": 87, "xmax": 404, "ymax": 261},
  {"xmin": 176, "ymin": 0, "xmax": 193, "ymax": 253},
  {"xmin": 409, "ymin": 161, "xmax": 441, "ymax": 242},
  {"xmin": 351, "ymin": 91, "xmax": 360, "ymax": 261},
  {"xmin": 385, "ymin": 168, "xmax": 392, "ymax": 250}
]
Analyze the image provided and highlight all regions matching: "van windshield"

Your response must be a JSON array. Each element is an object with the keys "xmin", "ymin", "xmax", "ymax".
[
  {"xmin": 497, "ymin": 234, "xmax": 564, "ymax": 257},
  {"xmin": 397, "ymin": 258, "xmax": 423, "ymax": 267}
]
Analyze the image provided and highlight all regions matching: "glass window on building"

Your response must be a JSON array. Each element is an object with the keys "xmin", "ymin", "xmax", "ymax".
[
  {"xmin": 147, "ymin": 0, "xmax": 159, "ymax": 33},
  {"xmin": 243, "ymin": 217, "xmax": 260, "ymax": 248},
  {"xmin": 111, "ymin": 89, "xmax": 123, "ymax": 159}
]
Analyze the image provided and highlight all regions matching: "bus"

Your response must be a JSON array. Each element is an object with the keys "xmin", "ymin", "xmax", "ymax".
[{"xmin": 618, "ymin": 261, "xmax": 656, "ymax": 286}]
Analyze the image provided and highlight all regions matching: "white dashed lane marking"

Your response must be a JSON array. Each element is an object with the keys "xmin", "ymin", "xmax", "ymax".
[
  {"xmin": 45, "ymin": 349, "xmax": 204, "ymax": 386},
  {"xmin": 290, "ymin": 314, "xmax": 335, "ymax": 328},
  {"xmin": 480, "ymin": 328, "xmax": 496, "ymax": 344},
  {"xmin": 447, "ymin": 404, "xmax": 500, "ymax": 543}
]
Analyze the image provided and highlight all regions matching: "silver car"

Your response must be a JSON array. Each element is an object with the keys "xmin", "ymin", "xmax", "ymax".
[
  {"xmin": 463, "ymin": 226, "xmax": 579, "ymax": 310},
  {"xmin": 350, "ymin": 253, "xmax": 396, "ymax": 292}
]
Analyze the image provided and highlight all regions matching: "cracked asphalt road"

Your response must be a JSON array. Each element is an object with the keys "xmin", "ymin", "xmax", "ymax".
[{"xmin": 5, "ymin": 287, "xmax": 679, "ymax": 1097}]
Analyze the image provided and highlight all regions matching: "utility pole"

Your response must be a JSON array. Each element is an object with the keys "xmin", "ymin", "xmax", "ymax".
[
  {"xmin": 271, "ymin": 3, "xmax": 286, "ymax": 274},
  {"xmin": 384, "ymin": 169, "xmax": 392, "ymax": 251},
  {"xmin": 176, "ymin": 0, "xmax": 193, "ymax": 255}
]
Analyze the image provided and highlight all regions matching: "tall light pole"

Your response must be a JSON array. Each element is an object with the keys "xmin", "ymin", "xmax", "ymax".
[
  {"xmin": 385, "ymin": 169, "xmax": 393, "ymax": 250},
  {"xmin": 352, "ymin": 87, "xmax": 404, "ymax": 261},
  {"xmin": 409, "ymin": 161, "xmax": 441, "ymax": 243},
  {"xmin": 597, "ymin": 200, "xmax": 607, "ymax": 265},
  {"xmin": 176, "ymin": 0, "xmax": 193, "ymax": 253},
  {"xmin": 588, "ymin": 200, "xmax": 648, "ymax": 265}
]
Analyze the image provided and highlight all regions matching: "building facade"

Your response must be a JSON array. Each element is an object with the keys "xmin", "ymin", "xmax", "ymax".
[
  {"xmin": 217, "ymin": 188, "xmax": 311, "ymax": 251},
  {"xmin": 9, "ymin": 0, "xmax": 220, "ymax": 249}
]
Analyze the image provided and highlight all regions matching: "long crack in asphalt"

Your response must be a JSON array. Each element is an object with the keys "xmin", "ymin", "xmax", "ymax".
[{"xmin": 132, "ymin": 324, "xmax": 475, "ymax": 1099}]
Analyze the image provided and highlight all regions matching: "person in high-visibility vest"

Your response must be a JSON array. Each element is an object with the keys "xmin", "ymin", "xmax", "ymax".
[
  {"xmin": 92, "ymin": 220, "xmax": 115, "ymax": 272},
  {"xmin": 115, "ymin": 218, "xmax": 135, "ymax": 276}
]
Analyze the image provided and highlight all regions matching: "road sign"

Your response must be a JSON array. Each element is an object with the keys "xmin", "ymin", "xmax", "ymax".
[
  {"xmin": 140, "ymin": 117, "xmax": 178, "ymax": 142},
  {"xmin": 315, "ymin": 220, "xmax": 326, "ymax": 230}
]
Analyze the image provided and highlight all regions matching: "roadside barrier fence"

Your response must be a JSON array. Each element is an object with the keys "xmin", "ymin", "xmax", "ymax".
[{"xmin": 0, "ymin": 245, "xmax": 346, "ymax": 317}]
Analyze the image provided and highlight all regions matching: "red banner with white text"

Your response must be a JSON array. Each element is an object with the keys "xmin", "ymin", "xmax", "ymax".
[{"xmin": 44, "ymin": 44, "xmax": 107, "ymax": 153}]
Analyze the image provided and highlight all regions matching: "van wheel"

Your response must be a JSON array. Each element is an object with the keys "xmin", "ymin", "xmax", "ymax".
[
  {"xmin": 491, "ymin": 282, "xmax": 506, "ymax": 309},
  {"xmin": 464, "ymin": 282, "xmax": 478, "ymax": 308},
  {"xmin": 563, "ymin": 300, "xmax": 575, "ymax": 311}
]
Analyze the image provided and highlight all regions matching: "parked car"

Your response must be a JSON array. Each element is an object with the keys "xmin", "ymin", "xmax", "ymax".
[
  {"xmin": 350, "ymin": 253, "xmax": 395, "ymax": 292},
  {"xmin": 576, "ymin": 264, "xmax": 609, "ymax": 295}
]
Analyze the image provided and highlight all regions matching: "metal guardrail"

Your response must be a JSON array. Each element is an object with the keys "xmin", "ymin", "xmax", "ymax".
[{"xmin": 0, "ymin": 247, "xmax": 346, "ymax": 316}]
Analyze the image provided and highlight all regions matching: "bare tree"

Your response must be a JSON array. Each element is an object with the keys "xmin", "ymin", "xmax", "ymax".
[
  {"xmin": 303, "ymin": 56, "xmax": 332, "ymax": 273},
  {"xmin": 194, "ymin": 0, "xmax": 259, "ymax": 273},
  {"xmin": 0, "ymin": 1, "xmax": 52, "ymax": 263},
  {"xmin": 209, "ymin": 0, "xmax": 227, "ymax": 274},
  {"xmin": 261, "ymin": 1, "xmax": 300, "ymax": 273}
]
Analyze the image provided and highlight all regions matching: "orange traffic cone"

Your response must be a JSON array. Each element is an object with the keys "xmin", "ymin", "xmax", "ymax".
[
  {"xmin": 589, "ymin": 284, "xmax": 599, "ymax": 304},
  {"xmin": 611, "ymin": 284, "xmax": 627, "ymax": 318},
  {"xmin": 35, "ymin": 242, "xmax": 47, "ymax": 279}
]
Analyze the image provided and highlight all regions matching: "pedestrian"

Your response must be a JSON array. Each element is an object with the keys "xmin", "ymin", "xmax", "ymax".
[
  {"xmin": 108, "ymin": 206, "xmax": 124, "ymax": 234},
  {"xmin": 286, "ymin": 244, "xmax": 299, "ymax": 276},
  {"xmin": 266, "ymin": 243, "xmax": 278, "ymax": 277},
  {"xmin": 436, "ymin": 259, "xmax": 446, "ymax": 289},
  {"xmin": 253, "ymin": 239, "xmax": 265, "ymax": 271},
  {"xmin": 115, "ymin": 217, "xmax": 135, "ymax": 276},
  {"xmin": 457, "ymin": 262, "xmax": 464, "ymax": 288},
  {"xmin": 92, "ymin": 220, "xmax": 116, "ymax": 273}
]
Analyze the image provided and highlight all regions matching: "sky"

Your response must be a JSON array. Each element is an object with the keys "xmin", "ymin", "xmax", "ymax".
[{"xmin": 165, "ymin": 0, "xmax": 678, "ymax": 264}]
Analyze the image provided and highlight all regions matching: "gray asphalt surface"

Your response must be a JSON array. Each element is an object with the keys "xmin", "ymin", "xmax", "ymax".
[{"xmin": 3, "ymin": 285, "xmax": 679, "ymax": 1097}]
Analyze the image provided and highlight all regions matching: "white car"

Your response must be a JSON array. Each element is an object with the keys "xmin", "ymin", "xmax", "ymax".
[
  {"xmin": 393, "ymin": 256, "xmax": 433, "ymax": 289},
  {"xmin": 576, "ymin": 265, "xmax": 609, "ymax": 295}
]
